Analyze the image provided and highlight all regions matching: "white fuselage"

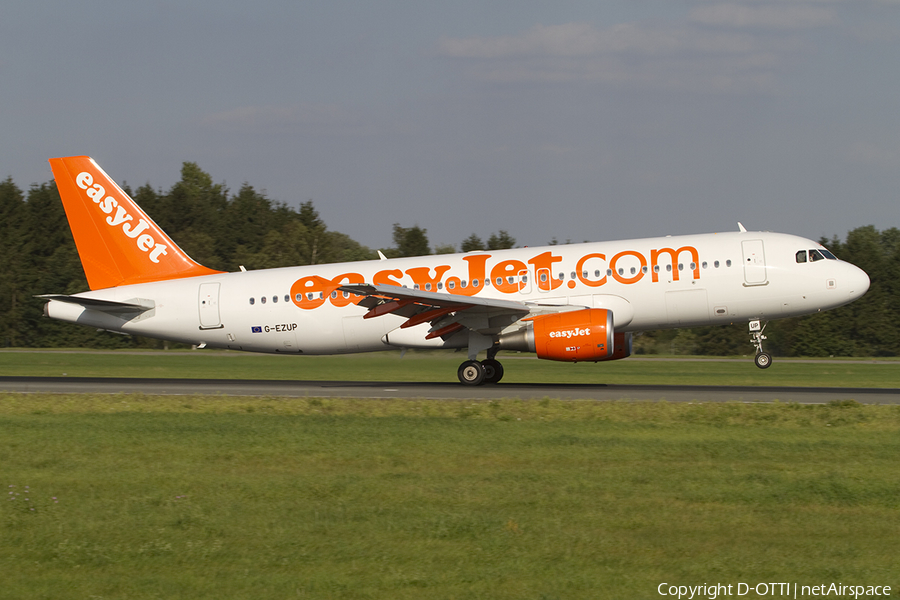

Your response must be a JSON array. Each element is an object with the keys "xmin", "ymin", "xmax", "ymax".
[{"xmin": 45, "ymin": 231, "xmax": 870, "ymax": 355}]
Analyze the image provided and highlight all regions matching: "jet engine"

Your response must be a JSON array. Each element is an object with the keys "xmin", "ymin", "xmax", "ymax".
[{"xmin": 499, "ymin": 308, "xmax": 631, "ymax": 362}]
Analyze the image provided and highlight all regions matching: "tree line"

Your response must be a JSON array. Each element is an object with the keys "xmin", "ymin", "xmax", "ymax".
[{"xmin": 0, "ymin": 162, "xmax": 896, "ymax": 355}]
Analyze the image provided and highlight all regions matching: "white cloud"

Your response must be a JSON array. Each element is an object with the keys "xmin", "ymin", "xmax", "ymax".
[
  {"xmin": 437, "ymin": 21, "xmax": 793, "ymax": 93},
  {"xmin": 690, "ymin": 3, "xmax": 837, "ymax": 29},
  {"xmin": 202, "ymin": 104, "xmax": 366, "ymax": 134},
  {"xmin": 438, "ymin": 22, "xmax": 757, "ymax": 59}
]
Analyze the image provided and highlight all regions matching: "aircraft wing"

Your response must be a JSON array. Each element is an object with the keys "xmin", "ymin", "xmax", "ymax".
[{"xmin": 338, "ymin": 283, "xmax": 532, "ymax": 340}]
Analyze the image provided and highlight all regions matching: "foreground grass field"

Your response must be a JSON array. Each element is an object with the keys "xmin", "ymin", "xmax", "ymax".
[
  {"xmin": 2, "ymin": 394, "xmax": 899, "ymax": 599},
  {"xmin": 2, "ymin": 349, "xmax": 900, "ymax": 387}
]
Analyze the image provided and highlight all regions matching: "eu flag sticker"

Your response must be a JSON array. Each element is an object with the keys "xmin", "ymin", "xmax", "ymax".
[{"xmin": 251, "ymin": 326, "xmax": 262, "ymax": 333}]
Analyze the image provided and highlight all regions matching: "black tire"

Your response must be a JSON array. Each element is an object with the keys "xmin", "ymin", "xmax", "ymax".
[
  {"xmin": 458, "ymin": 360, "xmax": 486, "ymax": 386},
  {"xmin": 481, "ymin": 359, "xmax": 504, "ymax": 384},
  {"xmin": 754, "ymin": 352, "xmax": 772, "ymax": 369}
]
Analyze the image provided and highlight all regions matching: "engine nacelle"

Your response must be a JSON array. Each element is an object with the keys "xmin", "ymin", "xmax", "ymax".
[
  {"xmin": 499, "ymin": 308, "xmax": 619, "ymax": 362},
  {"xmin": 607, "ymin": 331, "xmax": 633, "ymax": 361}
]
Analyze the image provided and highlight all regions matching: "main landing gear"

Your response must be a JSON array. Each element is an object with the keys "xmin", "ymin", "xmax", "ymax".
[
  {"xmin": 749, "ymin": 320, "xmax": 772, "ymax": 369},
  {"xmin": 458, "ymin": 350, "xmax": 505, "ymax": 386}
]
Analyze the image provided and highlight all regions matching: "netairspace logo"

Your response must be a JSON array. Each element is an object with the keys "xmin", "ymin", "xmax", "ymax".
[{"xmin": 657, "ymin": 582, "xmax": 892, "ymax": 599}]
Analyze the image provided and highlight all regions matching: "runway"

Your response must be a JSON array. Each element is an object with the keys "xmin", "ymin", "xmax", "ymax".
[{"xmin": 2, "ymin": 376, "xmax": 898, "ymax": 403}]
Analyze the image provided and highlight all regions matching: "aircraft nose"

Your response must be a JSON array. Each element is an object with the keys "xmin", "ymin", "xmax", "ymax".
[{"xmin": 845, "ymin": 263, "xmax": 870, "ymax": 300}]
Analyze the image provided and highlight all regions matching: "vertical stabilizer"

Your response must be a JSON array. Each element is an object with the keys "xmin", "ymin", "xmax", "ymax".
[{"xmin": 49, "ymin": 156, "xmax": 223, "ymax": 290}]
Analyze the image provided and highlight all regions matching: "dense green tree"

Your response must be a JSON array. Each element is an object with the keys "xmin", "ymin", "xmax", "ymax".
[
  {"xmin": 391, "ymin": 224, "xmax": 430, "ymax": 257},
  {"xmin": 487, "ymin": 230, "xmax": 516, "ymax": 250},
  {"xmin": 221, "ymin": 184, "xmax": 275, "ymax": 270},
  {"xmin": 461, "ymin": 234, "xmax": 484, "ymax": 252},
  {"xmin": 433, "ymin": 243, "xmax": 457, "ymax": 255},
  {"xmin": 0, "ymin": 178, "xmax": 26, "ymax": 347}
]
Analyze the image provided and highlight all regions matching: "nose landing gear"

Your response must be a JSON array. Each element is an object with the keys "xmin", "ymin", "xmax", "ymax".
[{"xmin": 749, "ymin": 320, "xmax": 772, "ymax": 369}]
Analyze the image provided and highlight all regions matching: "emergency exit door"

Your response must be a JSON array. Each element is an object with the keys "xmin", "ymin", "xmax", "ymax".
[{"xmin": 198, "ymin": 282, "xmax": 222, "ymax": 329}]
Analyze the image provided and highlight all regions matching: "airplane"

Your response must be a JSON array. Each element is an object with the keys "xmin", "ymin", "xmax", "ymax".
[{"xmin": 41, "ymin": 155, "xmax": 870, "ymax": 385}]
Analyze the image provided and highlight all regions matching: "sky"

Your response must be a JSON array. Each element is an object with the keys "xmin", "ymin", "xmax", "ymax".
[{"xmin": 2, "ymin": 0, "xmax": 899, "ymax": 251}]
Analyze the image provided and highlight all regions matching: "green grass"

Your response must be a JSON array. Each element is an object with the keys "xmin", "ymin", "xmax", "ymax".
[
  {"xmin": 2, "ymin": 395, "xmax": 900, "ymax": 599},
  {"xmin": 2, "ymin": 349, "xmax": 900, "ymax": 387}
]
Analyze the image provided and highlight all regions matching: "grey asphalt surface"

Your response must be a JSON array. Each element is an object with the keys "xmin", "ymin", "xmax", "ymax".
[{"xmin": 1, "ymin": 376, "xmax": 898, "ymax": 403}]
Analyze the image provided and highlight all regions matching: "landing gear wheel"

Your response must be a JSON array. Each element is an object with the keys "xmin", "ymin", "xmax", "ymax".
[
  {"xmin": 754, "ymin": 352, "xmax": 772, "ymax": 369},
  {"xmin": 481, "ymin": 359, "xmax": 504, "ymax": 384},
  {"xmin": 458, "ymin": 360, "xmax": 486, "ymax": 386},
  {"xmin": 749, "ymin": 321, "xmax": 771, "ymax": 370}
]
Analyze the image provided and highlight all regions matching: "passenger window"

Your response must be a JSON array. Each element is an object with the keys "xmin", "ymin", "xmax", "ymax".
[
  {"xmin": 701, "ymin": 262, "xmax": 707, "ymax": 269},
  {"xmin": 796, "ymin": 250, "xmax": 807, "ymax": 263},
  {"xmin": 666, "ymin": 264, "xmax": 672, "ymax": 272},
  {"xmin": 448, "ymin": 281, "xmax": 455, "ymax": 290},
  {"xmin": 653, "ymin": 265, "xmax": 660, "ymax": 273},
  {"xmin": 809, "ymin": 249, "xmax": 825, "ymax": 262},
  {"xmin": 261, "ymin": 296, "xmax": 267, "ymax": 304},
  {"xmin": 540, "ymin": 272, "xmax": 548, "ymax": 282},
  {"xmin": 249, "ymin": 297, "xmax": 255, "ymax": 305},
  {"xmin": 472, "ymin": 279, "xmax": 479, "ymax": 287},
  {"xmin": 461, "ymin": 280, "xmax": 468, "ymax": 288},
  {"xmin": 284, "ymin": 295, "xmax": 289, "ymax": 302},
  {"xmin": 496, "ymin": 277, "xmax": 503, "ymax": 286},
  {"xmin": 714, "ymin": 261, "xmax": 720, "ymax": 268},
  {"xmin": 273, "ymin": 295, "xmax": 278, "ymax": 303},
  {"xmin": 726, "ymin": 260, "xmax": 732, "ymax": 267}
]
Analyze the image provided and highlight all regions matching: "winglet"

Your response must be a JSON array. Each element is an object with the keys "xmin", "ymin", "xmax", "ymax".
[
  {"xmin": 49, "ymin": 156, "xmax": 223, "ymax": 290},
  {"xmin": 738, "ymin": 222, "xmax": 747, "ymax": 233}
]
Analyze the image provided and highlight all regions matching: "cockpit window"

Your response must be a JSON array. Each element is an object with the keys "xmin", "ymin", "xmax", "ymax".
[
  {"xmin": 809, "ymin": 249, "xmax": 826, "ymax": 262},
  {"xmin": 820, "ymin": 249, "xmax": 837, "ymax": 260},
  {"xmin": 796, "ymin": 250, "xmax": 807, "ymax": 263}
]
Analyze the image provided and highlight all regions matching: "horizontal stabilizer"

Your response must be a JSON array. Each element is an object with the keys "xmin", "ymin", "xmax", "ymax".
[{"xmin": 36, "ymin": 294, "xmax": 153, "ymax": 314}]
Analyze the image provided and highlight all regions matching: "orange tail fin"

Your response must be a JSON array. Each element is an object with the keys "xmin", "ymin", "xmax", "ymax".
[{"xmin": 49, "ymin": 156, "xmax": 223, "ymax": 290}]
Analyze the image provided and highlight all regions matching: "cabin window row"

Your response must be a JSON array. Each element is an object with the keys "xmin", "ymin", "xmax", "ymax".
[
  {"xmin": 566, "ymin": 260, "xmax": 732, "ymax": 280},
  {"xmin": 246, "ymin": 258, "xmax": 740, "ymax": 304},
  {"xmin": 250, "ymin": 292, "xmax": 329, "ymax": 305}
]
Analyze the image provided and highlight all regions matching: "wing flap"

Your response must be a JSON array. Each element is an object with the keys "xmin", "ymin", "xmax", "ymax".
[{"xmin": 339, "ymin": 283, "xmax": 532, "ymax": 341}]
